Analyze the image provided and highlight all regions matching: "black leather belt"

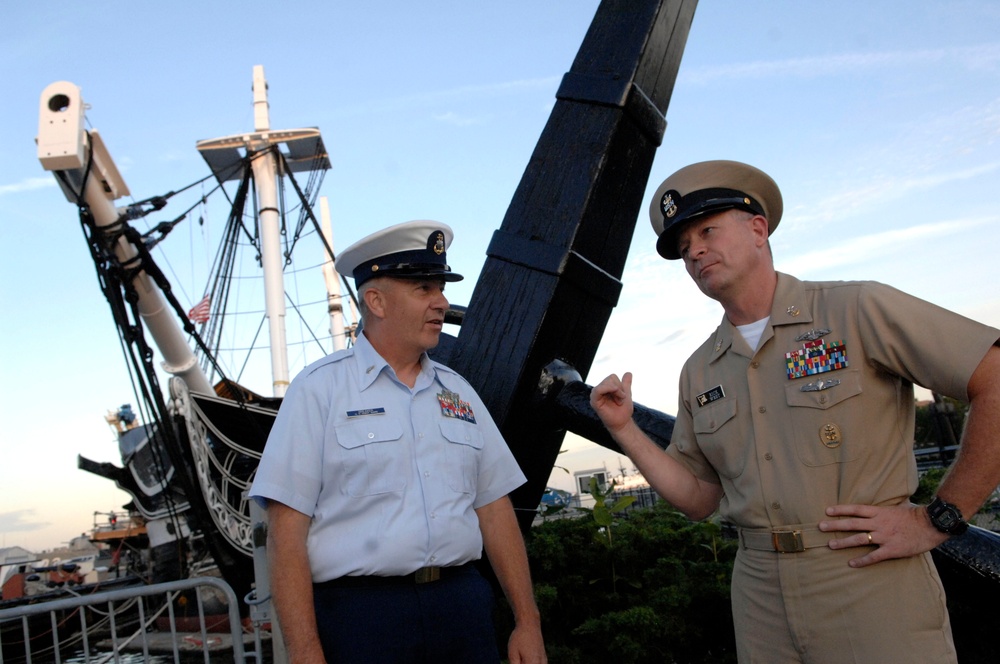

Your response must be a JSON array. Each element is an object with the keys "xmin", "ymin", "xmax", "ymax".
[{"xmin": 316, "ymin": 562, "xmax": 473, "ymax": 589}]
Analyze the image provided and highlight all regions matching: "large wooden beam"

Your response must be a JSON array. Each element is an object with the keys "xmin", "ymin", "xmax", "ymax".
[{"xmin": 447, "ymin": 0, "xmax": 698, "ymax": 528}]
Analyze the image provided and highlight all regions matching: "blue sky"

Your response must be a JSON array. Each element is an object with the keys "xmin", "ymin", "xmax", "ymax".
[{"xmin": 2, "ymin": 2, "xmax": 999, "ymax": 550}]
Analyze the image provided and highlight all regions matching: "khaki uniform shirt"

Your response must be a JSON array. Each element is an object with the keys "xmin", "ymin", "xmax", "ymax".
[{"xmin": 667, "ymin": 272, "xmax": 999, "ymax": 530}]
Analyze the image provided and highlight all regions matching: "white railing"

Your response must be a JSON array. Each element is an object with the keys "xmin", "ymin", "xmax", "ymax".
[{"xmin": 0, "ymin": 576, "xmax": 264, "ymax": 663}]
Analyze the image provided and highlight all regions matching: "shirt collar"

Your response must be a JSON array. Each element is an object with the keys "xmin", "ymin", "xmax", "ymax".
[
  {"xmin": 709, "ymin": 272, "xmax": 812, "ymax": 362},
  {"xmin": 353, "ymin": 332, "xmax": 439, "ymax": 392}
]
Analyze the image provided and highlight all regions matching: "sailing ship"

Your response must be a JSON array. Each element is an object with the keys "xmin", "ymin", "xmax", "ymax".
[{"xmin": 38, "ymin": 66, "xmax": 353, "ymax": 610}]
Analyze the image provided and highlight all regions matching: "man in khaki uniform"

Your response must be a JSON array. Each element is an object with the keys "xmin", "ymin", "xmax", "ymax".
[{"xmin": 590, "ymin": 160, "xmax": 1000, "ymax": 663}]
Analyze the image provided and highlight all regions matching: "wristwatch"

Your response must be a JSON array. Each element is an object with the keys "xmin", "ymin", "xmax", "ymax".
[{"xmin": 927, "ymin": 496, "xmax": 968, "ymax": 536}]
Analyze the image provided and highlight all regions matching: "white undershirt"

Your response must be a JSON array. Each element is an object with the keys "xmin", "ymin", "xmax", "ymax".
[{"xmin": 736, "ymin": 316, "xmax": 770, "ymax": 351}]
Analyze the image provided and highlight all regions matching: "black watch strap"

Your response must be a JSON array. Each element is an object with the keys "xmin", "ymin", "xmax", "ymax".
[{"xmin": 927, "ymin": 496, "xmax": 968, "ymax": 536}]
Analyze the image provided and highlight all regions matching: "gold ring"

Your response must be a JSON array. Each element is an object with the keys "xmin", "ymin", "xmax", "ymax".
[{"xmin": 866, "ymin": 532, "xmax": 873, "ymax": 545}]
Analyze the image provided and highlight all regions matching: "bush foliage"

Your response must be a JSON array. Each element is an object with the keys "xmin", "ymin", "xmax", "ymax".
[{"xmin": 524, "ymin": 502, "xmax": 738, "ymax": 663}]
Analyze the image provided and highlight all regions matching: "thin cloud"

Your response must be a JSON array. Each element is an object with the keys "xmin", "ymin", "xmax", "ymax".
[
  {"xmin": 0, "ymin": 177, "xmax": 55, "ymax": 196},
  {"xmin": 332, "ymin": 76, "xmax": 560, "ymax": 118},
  {"xmin": 0, "ymin": 509, "xmax": 49, "ymax": 533},
  {"xmin": 778, "ymin": 216, "xmax": 994, "ymax": 275},
  {"xmin": 794, "ymin": 162, "xmax": 1000, "ymax": 226},
  {"xmin": 683, "ymin": 44, "xmax": 1000, "ymax": 84}
]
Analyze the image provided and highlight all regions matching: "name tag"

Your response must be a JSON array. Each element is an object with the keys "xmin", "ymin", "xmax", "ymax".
[
  {"xmin": 346, "ymin": 407, "xmax": 386, "ymax": 418},
  {"xmin": 696, "ymin": 385, "xmax": 725, "ymax": 407}
]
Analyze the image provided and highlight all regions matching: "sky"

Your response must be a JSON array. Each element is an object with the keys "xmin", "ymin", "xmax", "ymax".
[{"xmin": 2, "ymin": 1, "xmax": 999, "ymax": 551}]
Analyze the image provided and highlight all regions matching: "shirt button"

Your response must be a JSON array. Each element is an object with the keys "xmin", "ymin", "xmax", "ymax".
[
  {"xmin": 750, "ymin": 361, "xmax": 760, "ymax": 369},
  {"xmin": 430, "ymin": 555, "xmax": 437, "ymax": 562},
  {"xmin": 764, "ymin": 453, "xmax": 773, "ymax": 461},
  {"xmin": 424, "ymin": 471, "xmax": 430, "ymax": 478},
  {"xmin": 771, "ymin": 502, "xmax": 781, "ymax": 510},
  {"xmin": 819, "ymin": 395, "xmax": 828, "ymax": 404},
  {"xmin": 418, "ymin": 432, "xmax": 424, "ymax": 438},
  {"xmin": 758, "ymin": 406, "xmax": 766, "ymax": 413},
  {"xmin": 430, "ymin": 512, "xmax": 436, "ymax": 519},
  {"xmin": 367, "ymin": 432, "xmax": 374, "ymax": 439}
]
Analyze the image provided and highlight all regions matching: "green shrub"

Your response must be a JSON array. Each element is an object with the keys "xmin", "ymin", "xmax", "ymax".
[{"xmin": 525, "ymin": 502, "xmax": 738, "ymax": 663}]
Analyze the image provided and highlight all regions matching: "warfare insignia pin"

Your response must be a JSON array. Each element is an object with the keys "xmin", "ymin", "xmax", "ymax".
[
  {"xmin": 785, "ymin": 305, "xmax": 801, "ymax": 317},
  {"xmin": 795, "ymin": 328, "xmax": 831, "ymax": 342},
  {"xmin": 696, "ymin": 385, "xmax": 725, "ymax": 407},
  {"xmin": 800, "ymin": 378, "xmax": 841, "ymax": 392},
  {"xmin": 437, "ymin": 389, "xmax": 476, "ymax": 423}
]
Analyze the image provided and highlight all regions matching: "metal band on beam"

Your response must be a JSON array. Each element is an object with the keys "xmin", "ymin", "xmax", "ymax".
[
  {"xmin": 556, "ymin": 72, "xmax": 667, "ymax": 145},
  {"xmin": 486, "ymin": 229, "xmax": 623, "ymax": 308}
]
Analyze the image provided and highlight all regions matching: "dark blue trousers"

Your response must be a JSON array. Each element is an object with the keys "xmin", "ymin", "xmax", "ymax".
[{"xmin": 313, "ymin": 565, "xmax": 500, "ymax": 663}]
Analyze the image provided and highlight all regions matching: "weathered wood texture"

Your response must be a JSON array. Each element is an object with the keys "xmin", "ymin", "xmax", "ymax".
[{"xmin": 447, "ymin": 0, "xmax": 697, "ymax": 529}]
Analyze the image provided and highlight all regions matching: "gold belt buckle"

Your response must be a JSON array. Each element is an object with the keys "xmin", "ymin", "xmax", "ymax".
[
  {"xmin": 771, "ymin": 530, "xmax": 804, "ymax": 553},
  {"xmin": 414, "ymin": 566, "xmax": 441, "ymax": 584}
]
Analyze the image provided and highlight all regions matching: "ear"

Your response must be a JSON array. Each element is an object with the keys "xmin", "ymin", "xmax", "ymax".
[
  {"xmin": 750, "ymin": 214, "xmax": 770, "ymax": 247},
  {"xmin": 363, "ymin": 285, "xmax": 389, "ymax": 320}
]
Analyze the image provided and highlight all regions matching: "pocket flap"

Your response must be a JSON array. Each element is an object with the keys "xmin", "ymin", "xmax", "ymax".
[
  {"xmin": 438, "ymin": 418, "xmax": 485, "ymax": 449},
  {"xmin": 693, "ymin": 398, "xmax": 737, "ymax": 434},
  {"xmin": 784, "ymin": 369, "xmax": 862, "ymax": 410},
  {"xmin": 335, "ymin": 417, "xmax": 404, "ymax": 449}
]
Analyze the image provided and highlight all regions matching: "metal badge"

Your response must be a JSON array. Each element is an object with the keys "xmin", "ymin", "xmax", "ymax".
[
  {"xmin": 661, "ymin": 191, "xmax": 678, "ymax": 219},
  {"xmin": 795, "ymin": 328, "xmax": 831, "ymax": 342},
  {"xmin": 800, "ymin": 378, "xmax": 841, "ymax": 392},
  {"xmin": 820, "ymin": 423, "xmax": 842, "ymax": 448},
  {"xmin": 714, "ymin": 339, "xmax": 723, "ymax": 352},
  {"xmin": 785, "ymin": 305, "xmax": 801, "ymax": 317},
  {"xmin": 433, "ymin": 231, "xmax": 445, "ymax": 255}
]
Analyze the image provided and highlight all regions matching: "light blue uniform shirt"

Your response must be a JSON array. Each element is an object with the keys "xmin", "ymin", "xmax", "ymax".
[{"xmin": 249, "ymin": 332, "xmax": 526, "ymax": 582}]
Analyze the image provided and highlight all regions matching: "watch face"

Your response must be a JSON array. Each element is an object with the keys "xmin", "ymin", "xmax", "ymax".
[{"xmin": 937, "ymin": 511, "xmax": 958, "ymax": 527}]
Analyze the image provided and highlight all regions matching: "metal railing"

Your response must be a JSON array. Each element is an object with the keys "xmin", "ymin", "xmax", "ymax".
[{"xmin": 0, "ymin": 576, "xmax": 260, "ymax": 663}]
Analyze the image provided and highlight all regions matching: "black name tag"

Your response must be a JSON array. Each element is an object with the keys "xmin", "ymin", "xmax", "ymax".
[{"xmin": 696, "ymin": 385, "xmax": 725, "ymax": 407}]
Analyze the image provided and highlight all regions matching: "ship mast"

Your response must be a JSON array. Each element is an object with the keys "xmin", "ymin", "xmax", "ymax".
[
  {"xmin": 196, "ymin": 65, "xmax": 330, "ymax": 398},
  {"xmin": 248, "ymin": 66, "xmax": 291, "ymax": 396},
  {"xmin": 319, "ymin": 196, "xmax": 354, "ymax": 351}
]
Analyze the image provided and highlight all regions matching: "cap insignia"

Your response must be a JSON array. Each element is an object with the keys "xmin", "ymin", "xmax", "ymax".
[
  {"xmin": 432, "ymin": 232, "xmax": 445, "ymax": 255},
  {"xmin": 661, "ymin": 191, "xmax": 679, "ymax": 219}
]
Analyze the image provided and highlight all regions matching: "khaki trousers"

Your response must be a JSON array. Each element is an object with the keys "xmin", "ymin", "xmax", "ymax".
[{"xmin": 732, "ymin": 546, "xmax": 957, "ymax": 663}]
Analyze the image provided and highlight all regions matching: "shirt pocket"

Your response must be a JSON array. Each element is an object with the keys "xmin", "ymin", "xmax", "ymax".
[
  {"xmin": 334, "ymin": 418, "xmax": 407, "ymax": 496},
  {"xmin": 784, "ymin": 369, "xmax": 863, "ymax": 467},
  {"xmin": 439, "ymin": 418, "xmax": 485, "ymax": 494},
  {"xmin": 692, "ymin": 398, "xmax": 746, "ymax": 479}
]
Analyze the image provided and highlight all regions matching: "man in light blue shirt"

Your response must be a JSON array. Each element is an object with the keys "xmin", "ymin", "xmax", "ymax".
[{"xmin": 250, "ymin": 220, "xmax": 546, "ymax": 663}]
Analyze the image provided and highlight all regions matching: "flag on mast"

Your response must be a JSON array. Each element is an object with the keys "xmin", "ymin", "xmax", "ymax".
[{"xmin": 188, "ymin": 294, "xmax": 211, "ymax": 323}]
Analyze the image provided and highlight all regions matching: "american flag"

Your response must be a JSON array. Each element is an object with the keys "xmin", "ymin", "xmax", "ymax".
[{"xmin": 188, "ymin": 294, "xmax": 211, "ymax": 324}]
